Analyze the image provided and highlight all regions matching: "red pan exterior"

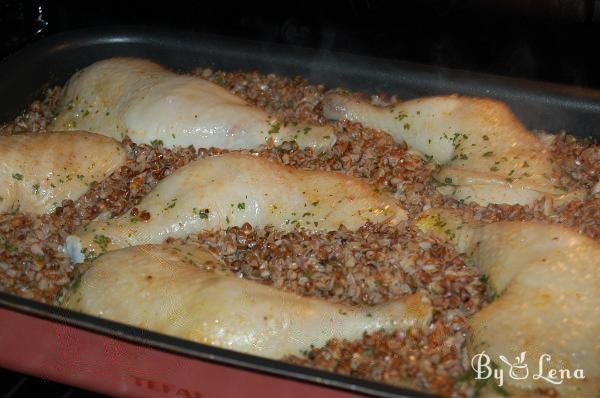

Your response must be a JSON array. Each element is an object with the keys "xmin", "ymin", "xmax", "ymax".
[{"xmin": 0, "ymin": 307, "xmax": 363, "ymax": 398}]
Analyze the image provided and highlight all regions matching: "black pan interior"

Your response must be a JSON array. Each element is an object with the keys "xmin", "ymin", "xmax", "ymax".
[{"xmin": 0, "ymin": 26, "xmax": 599, "ymax": 137}]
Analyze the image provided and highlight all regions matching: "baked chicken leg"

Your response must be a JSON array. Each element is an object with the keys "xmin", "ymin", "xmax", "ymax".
[
  {"xmin": 0, "ymin": 131, "xmax": 126, "ymax": 215},
  {"xmin": 66, "ymin": 153, "xmax": 406, "ymax": 263},
  {"xmin": 51, "ymin": 58, "xmax": 335, "ymax": 151},
  {"xmin": 323, "ymin": 93, "xmax": 576, "ymax": 206},
  {"xmin": 62, "ymin": 243, "xmax": 432, "ymax": 359},
  {"xmin": 417, "ymin": 209, "xmax": 600, "ymax": 396}
]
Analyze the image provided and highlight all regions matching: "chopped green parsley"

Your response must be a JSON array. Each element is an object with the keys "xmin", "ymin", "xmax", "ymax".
[{"xmin": 93, "ymin": 234, "xmax": 111, "ymax": 252}]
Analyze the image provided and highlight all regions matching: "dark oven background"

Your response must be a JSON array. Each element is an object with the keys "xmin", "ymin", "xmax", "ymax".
[
  {"xmin": 0, "ymin": 0, "xmax": 599, "ymax": 396},
  {"xmin": 2, "ymin": 0, "xmax": 600, "ymax": 88}
]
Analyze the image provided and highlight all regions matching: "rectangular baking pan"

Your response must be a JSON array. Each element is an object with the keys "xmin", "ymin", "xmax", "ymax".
[{"xmin": 0, "ymin": 26, "xmax": 599, "ymax": 398}]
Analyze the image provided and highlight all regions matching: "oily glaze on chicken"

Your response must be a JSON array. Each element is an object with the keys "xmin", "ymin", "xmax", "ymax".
[
  {"xmin": 323, "ymin": 93, "xmax": 581, "ymax": 206},
  {"xmin": 417, "ymin": 209, "xmax": 600, "ymax": 396},
  {"xmin": 0, "ymin": 131, "xmax": 126, "ymax": 215},
  {"xmin": 51, "ymin": 58, "xmax": 335, "ymax": 150},
  {"xmin": 66, "ymin": 153, "xmax": 406, "ymax": 263},
  {"xmin": 62, "ymin": 243, "xmax": 432, "ymax": 359}
]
